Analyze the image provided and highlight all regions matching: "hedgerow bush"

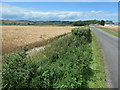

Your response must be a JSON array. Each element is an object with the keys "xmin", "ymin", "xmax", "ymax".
[
  {"xmin": 2, "ymin": 46, "xmax": 40, "ymax": 88},
  {"xmin": 2, "ymin": 27, "xmax": 93, "ymax": 89},
  {"xmin": 72, "ymin": 27, "xmax": 92, "ymax": 43}
]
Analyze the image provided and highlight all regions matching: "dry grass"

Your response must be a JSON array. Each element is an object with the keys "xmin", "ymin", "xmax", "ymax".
[
  {"xmin": 99, "ymin": 26, "xmax": 118, "ymax": 32},
  {"xmin": 2, "ymin": 26, "xmax": 75, "ymax": 54}
]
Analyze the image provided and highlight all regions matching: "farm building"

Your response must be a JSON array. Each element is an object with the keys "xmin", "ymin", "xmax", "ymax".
[
  {"xmin": 104, "ymin": 21, "xmax": 114, "ymax": 26},
  {"xmin": 104, "ymin": 23, "xmax": 114, "ymax": 26}
]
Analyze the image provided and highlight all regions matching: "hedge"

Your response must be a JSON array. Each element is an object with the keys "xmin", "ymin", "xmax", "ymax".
[{"xmin": 2, "ymin": 27, "xmax": 93, "ymax": 89}]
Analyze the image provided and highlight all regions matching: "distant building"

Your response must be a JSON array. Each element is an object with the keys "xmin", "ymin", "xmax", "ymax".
[{"xmin": 104, "ymin": 21, "xmax": 114, "ymax": 26}]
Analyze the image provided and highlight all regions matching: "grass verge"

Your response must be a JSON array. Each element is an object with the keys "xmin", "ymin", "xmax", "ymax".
[
  {"xmin": 88, "ymin": 31, "xmax": 107, "ymax": 88},
  {"xmin": 96, "ymin": 27, "xmax": 119, "ymax": 37}
]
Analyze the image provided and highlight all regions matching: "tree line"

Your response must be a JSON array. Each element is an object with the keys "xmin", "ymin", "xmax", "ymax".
[{"xmin": 1, "ymin": 20, "xmax": 112, "ymax": 26}]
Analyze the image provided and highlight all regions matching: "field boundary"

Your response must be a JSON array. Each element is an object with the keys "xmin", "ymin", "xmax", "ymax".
[
  {"xmin": 3, "ymin": 32, "xmax": 70, "ymax": 56},
  {"xmin": 2, "ymin": 27, "xmax": 108, "ymax": 88},
  {"xmin": 87, "ymin": 31, "xmax": 107, "ymax": 88},
  {"xmin": 91, "ymin": 31, "xmax": 113, "ymax": 88}
]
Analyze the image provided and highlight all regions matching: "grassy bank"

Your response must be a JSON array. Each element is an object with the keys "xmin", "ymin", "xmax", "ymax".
[
  {"xmin": 88, "ymin": 31, "xmax": 107, "ymax": 88},
  {"xmin": 2, "ymin": 27, "xmax": 107, "ymax": 88},
  {"xmin": 96, "ymin": 27, "xmax": 119, "ymax": 37}
]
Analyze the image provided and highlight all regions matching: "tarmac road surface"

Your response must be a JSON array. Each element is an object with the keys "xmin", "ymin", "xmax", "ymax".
[{"xmin": 91, "ymin": 27, "xmax": 118, "ymax": 88}]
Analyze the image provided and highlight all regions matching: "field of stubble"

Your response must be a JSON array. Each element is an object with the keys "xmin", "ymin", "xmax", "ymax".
[
  {"xmin": 2, "ymin": 26, "xmax": 75, "ymax": 54},
  {"xmin": 100, "ymin": 26, "xmax": 118, "ymax": 32}
]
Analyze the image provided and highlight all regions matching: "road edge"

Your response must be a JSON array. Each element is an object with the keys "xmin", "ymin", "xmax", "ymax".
[{"xmin": 91, "ymin": 27, "xmax": 113, "ymax": 88}]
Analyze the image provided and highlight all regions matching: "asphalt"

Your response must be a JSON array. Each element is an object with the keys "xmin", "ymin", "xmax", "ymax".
[{"xmin": 90, "ymin": 27, "xmax": 118, "ymax": 88}]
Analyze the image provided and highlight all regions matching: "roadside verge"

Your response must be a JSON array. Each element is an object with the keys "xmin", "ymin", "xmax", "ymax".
[
  {"xmin": 87, "ymin": 31, "xmax": 107, "ymax": 88},
  {"xmin": 96, "ymin": 27, "xmax": 119, "ymax": 37}
]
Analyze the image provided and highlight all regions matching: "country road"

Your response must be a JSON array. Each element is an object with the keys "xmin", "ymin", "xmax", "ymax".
[{"xmin": 91, "ymin": 27, "xmax": 118, "ymax": 88}]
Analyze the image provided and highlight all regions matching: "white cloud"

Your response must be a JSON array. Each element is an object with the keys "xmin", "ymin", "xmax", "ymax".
[{"xmin": 1, "ymin": 3, "xmax": 118, "ymax": 21}]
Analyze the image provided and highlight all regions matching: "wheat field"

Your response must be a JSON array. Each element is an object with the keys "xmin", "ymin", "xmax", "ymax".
[
  {"xmin": 2, "ymin": 26, "xmax": 75, "ymax": 54},
  {"xmin": 100, "ymin": 26, "xmax": 118, "ymax": 32}
]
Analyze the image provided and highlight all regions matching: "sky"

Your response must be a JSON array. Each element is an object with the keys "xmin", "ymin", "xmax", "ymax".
[
  {"xmin": 0, "ymin": 2, "xmax": 118, "ymax": 22},
  {"xmin": 2, "ymin": 0, "xmax": 119, "ymax": 2}
]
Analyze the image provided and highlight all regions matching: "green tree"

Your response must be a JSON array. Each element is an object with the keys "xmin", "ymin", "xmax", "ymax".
[{"xmin": 100, "ymin": 20, "xmax": 105, "ymax": 26}]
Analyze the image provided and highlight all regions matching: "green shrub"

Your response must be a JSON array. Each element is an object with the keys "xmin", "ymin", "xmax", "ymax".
[
  {"xmin": 2, "ymin": 46, "xmax": 40, "ymax": 88},
  {"xmin": 72, "ymin": 27, "xmax": 92, "ymax": 43},
  {"xmin": 2, "ymin": 27, "xmax": 93, "ymax": 89}
]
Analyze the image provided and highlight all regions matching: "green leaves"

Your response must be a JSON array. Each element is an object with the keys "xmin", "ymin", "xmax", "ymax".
[{"xmin": 72, "ymin": 27, "xmax": 92, "ymax": 43}]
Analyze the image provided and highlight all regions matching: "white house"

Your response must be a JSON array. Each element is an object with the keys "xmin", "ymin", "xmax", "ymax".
[{"xmin": 104, "ymin": 23, "xmax": 115, "ymax": 26}]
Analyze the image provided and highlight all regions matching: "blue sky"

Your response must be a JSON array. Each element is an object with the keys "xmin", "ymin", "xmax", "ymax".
[
  {"xmin": 1, "ymin": 2, "xmax": 118, "ymax": 22},
  {"xmin": 2, "ymin": 0, "xmax": 119, "ymax": 2}
]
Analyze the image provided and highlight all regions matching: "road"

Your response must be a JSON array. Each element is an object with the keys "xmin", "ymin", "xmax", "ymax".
[{"xmin": 91, "ymin": 27, "xmax": 118, "ymax": 88}]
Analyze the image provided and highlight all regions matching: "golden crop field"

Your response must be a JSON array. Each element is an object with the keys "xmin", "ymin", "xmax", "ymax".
[
  {"xmin": 100, "ymin": 26, "xmax": 119, "ymax": 32},
  {"xmin": 2, "ymin": 26, "xmax": 75, "ymax": 54}
]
